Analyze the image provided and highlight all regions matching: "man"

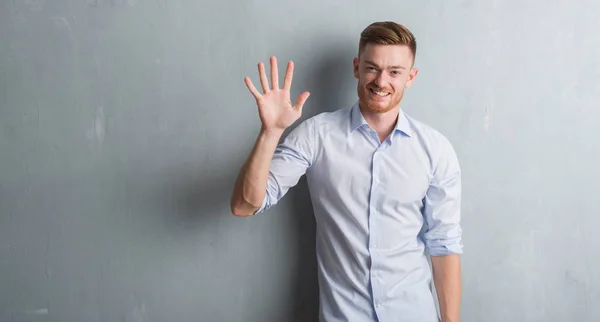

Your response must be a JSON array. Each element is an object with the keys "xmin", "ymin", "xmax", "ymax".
[{"xmin": 230, "ymin": 21, "xmax": 462, "ymax": 322}]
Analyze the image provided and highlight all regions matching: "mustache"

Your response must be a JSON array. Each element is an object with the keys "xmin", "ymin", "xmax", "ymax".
[{"xmin": 367, "ymin": 85, "xmax": 393, "ymax": 93}]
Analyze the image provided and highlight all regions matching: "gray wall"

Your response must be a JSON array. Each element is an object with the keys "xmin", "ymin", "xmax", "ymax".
[{"xmin": 1, "ymin": 0, "xmax": 599, "ymax": 321}]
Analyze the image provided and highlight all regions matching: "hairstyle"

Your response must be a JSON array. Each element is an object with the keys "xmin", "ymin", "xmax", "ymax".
[{"xmin": 358, "ymin": 21, "xmax": 417, "ymax": 59}]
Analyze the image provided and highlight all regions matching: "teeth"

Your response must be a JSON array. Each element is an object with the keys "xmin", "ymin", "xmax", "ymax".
[{"xmin": 372, "ymin": 89, "xmax": 389, "ymax": 97}]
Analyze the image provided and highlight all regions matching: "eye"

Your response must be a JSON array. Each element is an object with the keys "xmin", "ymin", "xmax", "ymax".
[
  {"xmin": 366, "ymin": 66, "xmax": 377, "ymax": 71},
  {"xmin": 391, "ymin": 70, "xmax": 401, "ymax": 75}
]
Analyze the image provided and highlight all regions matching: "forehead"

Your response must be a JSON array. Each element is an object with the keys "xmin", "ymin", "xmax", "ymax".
[{"xmin": 359, "ymin": 43, "xmax": 413, "ymax": 67}]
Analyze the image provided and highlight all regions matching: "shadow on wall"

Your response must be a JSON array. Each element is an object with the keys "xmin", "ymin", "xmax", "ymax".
[
  {"xmin": 288, "ymin": 38, "xmax": 357, "ymax": 128},
  {"xmin": 286, "ymin": 44, "xmax": 358, "ymax": 321},
  {"xmin": 287, "ymin": 176, "xmax": 319, "ymax": 322},
  {"xmin": 139, "ymin": 44, "xmax": 358, "ymax": 321},
  {"xmin": 154, "ymin": 167, "xmax": 234, "ymax": 230},
  {"xmin": 120, "ymin": 163, "xmax": 234, "ymax": 236}
]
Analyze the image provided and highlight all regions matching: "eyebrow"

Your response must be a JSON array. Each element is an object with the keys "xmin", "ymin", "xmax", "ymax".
[{"xmin": 364, "ymin": 60, "xmax": 406, "ymax": 70}]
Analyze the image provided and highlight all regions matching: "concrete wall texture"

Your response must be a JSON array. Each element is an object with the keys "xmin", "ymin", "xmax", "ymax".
[{"xmin": 1, "ymin": 0, "xmax": 599, "ymax": 321}]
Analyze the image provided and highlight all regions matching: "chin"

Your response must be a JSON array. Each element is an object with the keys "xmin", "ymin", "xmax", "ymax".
[
  {"xmin": 358, "ymin": 89, "xmax": 401, "ymax": 114},
  {"xmin": 360, "ymin": 98, "xmax": 397, "ymax": 114}
]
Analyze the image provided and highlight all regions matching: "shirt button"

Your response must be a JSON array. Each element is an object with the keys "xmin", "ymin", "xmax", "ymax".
[
  {"xmin": 373, "ymin": 244, "xmax": 378, "ymax": 248},
  {"xmin": 376, "ymin": 303, "xmax": 383, "ymax": 308}
]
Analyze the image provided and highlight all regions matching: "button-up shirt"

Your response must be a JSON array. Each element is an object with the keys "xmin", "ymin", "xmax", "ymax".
[{"xmin": 255, "ymin": 101, "xmax": 463, "ymax": 322}]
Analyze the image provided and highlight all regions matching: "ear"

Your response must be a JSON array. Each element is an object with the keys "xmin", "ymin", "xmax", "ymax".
[
  {"xmin": 405, "ymin": 67, "xmax": 419, "ymax": 88},
  {"xmin": 353, "ymin": 57, "xmax": 359, "ymax": 79}
]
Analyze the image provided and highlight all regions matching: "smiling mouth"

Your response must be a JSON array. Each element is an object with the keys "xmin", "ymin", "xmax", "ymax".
[{"xmin": 369, "ymin": 88, "xmax": 391, "ymax": 97}]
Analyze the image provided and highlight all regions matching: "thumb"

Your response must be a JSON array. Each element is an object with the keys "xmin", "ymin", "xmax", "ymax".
[{"xmin": 294, "ymin": 91, "xmax": 310, "ymax": 112}]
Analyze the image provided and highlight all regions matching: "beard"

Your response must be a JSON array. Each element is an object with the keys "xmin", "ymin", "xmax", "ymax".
[{"xmin": 357, "ymin": 82, "xmax": 403, "ymax": 114}]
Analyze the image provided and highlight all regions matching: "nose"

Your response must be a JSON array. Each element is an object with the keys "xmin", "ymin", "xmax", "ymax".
[{"xmin": 374, "ymin": 71, "xmax": 388, "ymax": 88}]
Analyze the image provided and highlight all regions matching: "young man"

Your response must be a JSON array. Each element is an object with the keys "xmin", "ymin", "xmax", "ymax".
[{"xmin": 230, "ymin": 21, "xmax": 462, "ymax": 322}]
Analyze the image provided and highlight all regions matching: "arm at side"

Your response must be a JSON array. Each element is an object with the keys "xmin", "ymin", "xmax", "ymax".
[
  {"xmin": 431, "ymin": 254, "xmax": 461, "ymax": 322},
  {"xmin": 422, "ymin": 134, "xmax": 463, "ymax": 321}
]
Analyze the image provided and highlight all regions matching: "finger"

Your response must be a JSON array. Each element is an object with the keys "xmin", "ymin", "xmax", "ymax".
[
  {"xmin": 270, "ymin": 56, "xmax": 279, "ymax": 90},
  {"xmin": 244, "ymin": 77, "xmax": 262, "ymax": 100},
  {"xmin": 283, "ymin": 61, "xmax": 294, "ymax": 91},
  {"xmin": 258, "ymin": 62, "xmax": 270, "ymax": 93},
  {"xmin": 294, "ymin": 91, "xmax": 310, "ymax": 112}
]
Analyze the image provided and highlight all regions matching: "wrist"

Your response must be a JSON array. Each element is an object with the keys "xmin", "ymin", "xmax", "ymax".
[{"xmin": 259, "ymin": 126, "xmax": 285, "ymax": 140}]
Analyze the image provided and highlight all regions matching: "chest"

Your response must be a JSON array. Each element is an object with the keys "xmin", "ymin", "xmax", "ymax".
[{"xmin": 309, "ymin": 134, "xmax": 432, "ymax": 206}]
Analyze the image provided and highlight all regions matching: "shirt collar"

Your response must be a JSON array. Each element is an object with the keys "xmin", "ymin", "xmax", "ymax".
[{"xmin": 349, "ymin": 101, "xmax": 412, "ymax": 138}]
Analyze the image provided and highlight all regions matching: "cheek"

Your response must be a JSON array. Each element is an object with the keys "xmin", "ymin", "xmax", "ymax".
[
  {"xmin": 392, "ymin": 78, "xmax": 408, "ymax": 90},
  {"xmin": 357, "ymin": 78, "xmax": 367, "ymax": 89},
  {"xmin": 360, "ymin": 75, "xmax": 376, "ymax": 86}
]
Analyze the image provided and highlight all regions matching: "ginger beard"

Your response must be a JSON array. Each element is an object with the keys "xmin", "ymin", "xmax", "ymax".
[
  {"xmin": 353, "ymin": 44, "xmax": 417, "ymax": 115},
  {"xmin": 357, "ymin": 81, "xmax": 403, "ymax": 114}
]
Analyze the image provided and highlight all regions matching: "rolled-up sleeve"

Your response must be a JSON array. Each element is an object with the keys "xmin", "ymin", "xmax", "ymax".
[
  {"xmin": 253, "ymin": 118, "xmax": 315, "ymax": 215},
  {"xmin": 422, "ymin": 137, "xmax": 463, "ymax": 256}
]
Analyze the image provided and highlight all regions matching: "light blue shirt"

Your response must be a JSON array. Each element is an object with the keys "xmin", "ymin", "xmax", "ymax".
[{"xmin": 255, "ymin": 101, "xmax": 463, "ymax": 322}]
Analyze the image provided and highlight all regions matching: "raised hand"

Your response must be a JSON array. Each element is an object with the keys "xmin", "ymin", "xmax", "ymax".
[{"xmin": 244, "ymin": 56, "xmax": 310, "ymax": 132}]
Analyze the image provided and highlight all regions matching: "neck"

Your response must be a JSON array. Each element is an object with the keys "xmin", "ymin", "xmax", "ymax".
[{"xmin": 359, "ymin": 104, "xmax": 400, "ymax": 142}]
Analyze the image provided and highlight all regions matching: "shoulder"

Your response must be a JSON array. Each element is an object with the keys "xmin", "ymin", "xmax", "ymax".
[
  {"xmin": 282, "ymin": 106, "xmax": 349, "ymax": 142},
  {"xmin": 404, "ymin": 112, "xmax": 456, "ymax": 152},
  {"xmin": 404, "ymin": 113, "xmax": 449, "ymax": 143},
  {"xmin": 307, "ymin": 106, "xmax": 352, "ymax": 128},
  {"xmin": 288, "ymin": 106, "xmax": 351, "ymax": 139},
  {"xmin": 403, "ymin": 112, "xmax": 460, "ymax": 175}
]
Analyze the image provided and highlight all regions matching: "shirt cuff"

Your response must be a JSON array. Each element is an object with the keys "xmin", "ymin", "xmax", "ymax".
[
  {"xmin": 426, "ymin": 238, "xmax": 463, "ymax": 256},
  {"xmin": 252, "ymin": 195, "xmax": 269, "ymax": 215}
]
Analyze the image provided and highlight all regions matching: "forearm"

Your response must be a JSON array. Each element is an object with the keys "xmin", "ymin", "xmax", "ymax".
[
  {"xmin": 431, "ymin": 254, "xmax": 461, "ymax": 322},
  {"xmin": 230, "ymin": 126, "xmax": 283, "ymax": 216}
]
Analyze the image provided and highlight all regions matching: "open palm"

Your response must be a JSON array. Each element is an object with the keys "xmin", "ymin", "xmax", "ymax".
[{"xmin": 244, "ymin": 56, "xmax": 310, "ymax": 131}]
